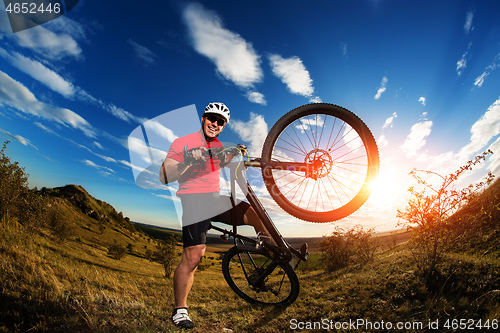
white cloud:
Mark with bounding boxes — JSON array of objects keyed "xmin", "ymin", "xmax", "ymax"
[
  {"xmin": 12, "ymin": 24, "xmax": 82, "ymax": 60},
  {"xmin": 374, "ymin": 76, "xmax": 388, "ymax": 100},
  {"xmin": 119, "ymin": 158, "xmax": 157, "ymax": 176},
  {"xmin": 474, "ymin": 53, "xmax": 500, "ymax": 88},
  {"xmin": 143, "ymin": 119, "xmax": 178, "ymax": 143},
  {"xmin": 377, "ymin": 134, "xmax": 388, "ymax": 148},
  {"xmin": 456, "ymin": 56, "xmax": 467, "ymax": 76},
  {"xmin": 464, "ymin": 11, "xmax": 474, "ymax": 35},
  {"xmin": 155, "ymin": 193, "xmax": 181, "ymax": 202},
  {"xmin": 128, "ymin": 39, "xmax": 156, "ymax": 65},
  {"xmin": 0, "ymin": 127, "xmax": 37, "ymax": 149},
  {"xmin": 340, "ymin": 42, "xmax": 348, "ymax": 59},
  {"xmin": 45, "ymin": 15, "xmax": 88, "ymax": 40},
  {"xmin": 95, "ymin": 153, "xmax": 117, "ymax": 164},
  {"xmin": 34, "ymin": 122, "xmax": 57, "ymax": 135},
  {"xmin": 460, "ymin": 96, "xmax": 500, "ymax": 158},
  {"xmin": 246, "ymin": 91, "xmax": 266, "ymax": 105},
  {"xmin": 81, "ymin": 159, "xmax": 114, "ymax": 174},
  {"xmin": 0, "ymin": 47, "xmax": 75, "ymax": 97},
  {"xmin": 108, "ymin": 105, "xmax": 137, "ymax": 123},
  {"xmin": 0, "ymin": 70, "xmax": 95, "ymax": 137},
  {"xmin": 418, "ymin": 97, "xmax": 426, "ymax": 106},
  {"xmin": 268, "ymin": 54, "xmax": 317, "ymax": 101},
  {"xmin": 457, "ymin": 42, "xmax": 472, "ymax": 76},
  {"xmin": 400, "ymin": 120, "xmax": 433, "ymax": 157},
  {"xmin": 127, "ymin": 136, "xmax": 167, "ymax": 166},
  {"xmin": 486, "ymin": 137, "xmax": 500, "ymax": 176},
  {"xmin": 81, "ymin": 158, "xmax": 124, "ymax": 179},
  {"xmin": 183, "ymin": 3, "xmax": 263, "ymax": 88},
  {"xmin": 93, "ymin": 141, "xmax": 104, "ymax": 149},
  {"xmin": 474, "ymin": 71, "xmax": 488, "ymax": 87},
  {"xmin": 382, "ymin": 112, "xmax": 397, "ymax": 129},
  {"xmin": 309, "ymin": 96, "xmax": 322, "ymax": 103},
  {"xmin": 229, "ymin": 112, "xmax": 268, "ymax": 156}
]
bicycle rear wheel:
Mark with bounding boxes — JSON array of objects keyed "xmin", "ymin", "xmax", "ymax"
[
  {"xmin": 222, "ymin": 245, "xmax": 299, "ymax": 306},
  {"xmin": 261, "ymin": 103, "xmax": 379, "ymax": 222}
]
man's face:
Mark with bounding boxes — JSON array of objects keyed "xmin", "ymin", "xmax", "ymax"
[{"xmin": 201, "ymin": 114, "xmax": 225, "ymax": 139}]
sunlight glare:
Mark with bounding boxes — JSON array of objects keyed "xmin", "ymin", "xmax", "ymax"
[{"xmin": 368, "ymin": 170, "xmax": 404, "ymax": 206}]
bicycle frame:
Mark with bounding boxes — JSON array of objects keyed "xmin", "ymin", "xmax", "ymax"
[
  {"xmin": 209, "ymin": 159, "xmax": 308, "ymax": 264},
  {"xmin": 205, "ymin": 104, "xmax": 379, "ymax": 306}
]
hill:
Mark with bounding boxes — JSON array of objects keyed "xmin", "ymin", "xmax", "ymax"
[
  {"xmin": 446, "ymin": 177, "xmax": 500, "ymax": 255},
  {"xmin": 40, "ymin": 184, "xmax": 154, "ymax": 250}
]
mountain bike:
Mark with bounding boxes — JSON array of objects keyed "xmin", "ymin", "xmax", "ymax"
[{"xmin": 204, "ymin": 103, "xmax": 379, "ymax": 306}]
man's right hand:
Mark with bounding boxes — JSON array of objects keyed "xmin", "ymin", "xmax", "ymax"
[
  {"xmin": 184, "ymin": 146, "xmax": 208, "ymax": 165},
  {"xmin": 160, "ymin": 146, "xmax": 205, "ymax": 185}
]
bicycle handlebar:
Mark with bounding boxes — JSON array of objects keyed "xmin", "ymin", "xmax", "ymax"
[
  {"xmin": 183, "ymin": 146, "xmax": 244, "ymax": 163},
  {"xmin": 184, "ymin": 145, "xmax": 324, "ymax": 181}
]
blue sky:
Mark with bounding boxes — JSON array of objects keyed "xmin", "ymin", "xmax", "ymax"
[{"xmin": 1, "ymin": 1, "xmax": 500, "ymax": 237}]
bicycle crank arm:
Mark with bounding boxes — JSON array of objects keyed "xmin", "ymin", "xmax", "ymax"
[
  {"xmin": 208, "ymin": 223, "xmax": 258, "ymax": 245},
  {"xmin": 248, "ymin": 260, "xmax": 280, "ymax": 287}
]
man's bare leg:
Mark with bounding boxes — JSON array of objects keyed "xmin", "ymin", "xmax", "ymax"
[{"xmin": 173, "ymin": 244, "xmax": 206, "ymax": 308}]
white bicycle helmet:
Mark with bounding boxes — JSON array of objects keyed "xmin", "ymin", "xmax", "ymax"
[{"xmin": 203, "ymin": 102, "xmax": 230, "ymax": 123}]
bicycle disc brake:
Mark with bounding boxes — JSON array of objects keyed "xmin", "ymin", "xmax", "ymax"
[{"xmin": 304, "ymin": 149, "xmax": 333, "ymax": 180}]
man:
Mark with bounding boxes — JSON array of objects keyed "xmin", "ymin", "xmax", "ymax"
[{"xmin": 159, "ymin": 102, "xmax": 269, "ymax": 329}]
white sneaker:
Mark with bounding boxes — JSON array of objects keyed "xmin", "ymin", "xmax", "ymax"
[
  {"xmin": 290, "ymin": 243, "xmax": 308, "ymax": 269},
  {"xmin": 172, "ymin": 308, "xmax": 194, "ymax": 329}
]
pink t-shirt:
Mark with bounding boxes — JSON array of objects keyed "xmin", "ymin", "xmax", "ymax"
[{"xmin": 167, "ymin": 130, "xmax": 224, "ymax": 195}]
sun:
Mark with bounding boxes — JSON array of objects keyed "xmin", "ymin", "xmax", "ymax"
[{"xmin": 368, "ymin": 169, "xmax": 406, "ymax": 206}]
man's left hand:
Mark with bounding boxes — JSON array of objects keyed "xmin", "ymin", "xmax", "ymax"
[{"xmin": 236, "ymin": 144, "xmax": 247, "ymax": 154}]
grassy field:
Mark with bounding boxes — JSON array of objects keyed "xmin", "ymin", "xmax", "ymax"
[
  {"xmin": 1, "ymin": 177, "xmax": 499, "ymax": 332},
  {"xmin": 2, "ymin": 210, "xmax": 498, "ymax": 332}
]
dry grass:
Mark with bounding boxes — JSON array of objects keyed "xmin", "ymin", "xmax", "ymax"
[{"xmin": 2, "ymin": 220, "xmax": 499, "ymax": 333}]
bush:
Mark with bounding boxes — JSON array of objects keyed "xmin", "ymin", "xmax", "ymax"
[
  {"xmin": 319, "ymin": 225, "xmax": 378, "ymax": 272},
  {"xmin": 0, "ymin": 141, "xmax": 48, "ymax": 228},
  {"xmin": 397, "ymin": 151, "xmax": 494, "ymax": 280},
  {"xmin": 108, "ymin": 244, "xmax": 127, "ymax": 260},
  {"xmin": 48, "ymin": 209, "xmax": 74, "ymax": 241}
]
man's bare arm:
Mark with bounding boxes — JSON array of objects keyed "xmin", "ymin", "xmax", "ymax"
[
  {"xmin": 159, "ymin": 148, "xmax": 206, "ymax": 184},
  {"xmin": 159, "ymin": 158, "xmax": 189, "ymax": 184}
]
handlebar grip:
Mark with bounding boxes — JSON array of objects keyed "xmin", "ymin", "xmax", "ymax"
[
  {"xmin": 184, "ymin": 146, "xmax": 225, "ymax": 164},
  {"xmin": 183, "ymin": 145, "xmax": 198, "ymax": 165}
]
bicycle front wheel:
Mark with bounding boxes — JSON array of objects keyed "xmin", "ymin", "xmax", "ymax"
[
  {"xmin": 222, "ymin": 245, "xmax": 299, "ymax": 306},
  {"xmin": 261, "ymin": 103, "xmax": 379, "ymax": 222}
]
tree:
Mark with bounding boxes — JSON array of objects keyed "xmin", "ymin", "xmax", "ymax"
[
  {"xmin": 397, "ymin": 150, "xmax": 494, "ymax": 279},
  {"xmin": 153, "ymin": 234, "xmax": 180, "ymax": 278},
  {"xmin": 0, "ymin": 141, "xmax": 47, "ymax": 228}
]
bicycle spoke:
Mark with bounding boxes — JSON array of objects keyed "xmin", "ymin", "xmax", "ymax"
[
  {"xmin": 291, "ymin": 122, "xmax": 309, "ymax": 156},
  {"xmin": 223, "ymin": 247, "xmax": 298, "ymax": 305}
]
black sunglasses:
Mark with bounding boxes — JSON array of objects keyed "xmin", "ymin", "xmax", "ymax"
[{"xmin": 205, "ymin": 114, "xmax": 226, "ymax": 126}]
